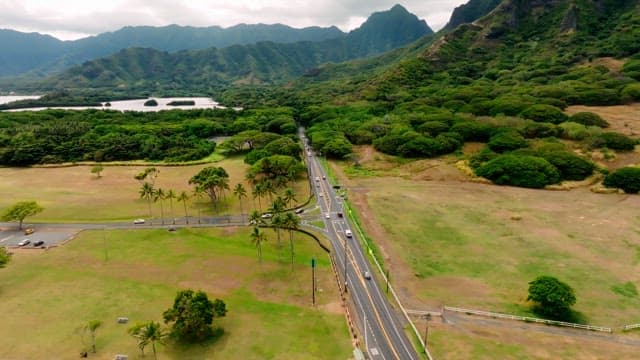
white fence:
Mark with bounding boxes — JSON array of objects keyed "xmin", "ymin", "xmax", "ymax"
[
  {"xmin": 444, "ymin": 306, "xmax": 612, "ymax": 333},
  {"xmin": 623, "ymin": 323, "xmax": 640, "ymax": 331}
]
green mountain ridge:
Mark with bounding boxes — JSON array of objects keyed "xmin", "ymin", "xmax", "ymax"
[
  {"xmin": 0, "ymin": 23, "xmax": 345, "ymax": 78},
  {"xmin": 28, "ymin": 5, "xmax": 433, "ymax": 92}
]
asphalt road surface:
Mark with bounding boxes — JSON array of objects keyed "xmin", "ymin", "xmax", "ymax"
[{"xmin": 302, "ymin": 130, "xmax": 418, "ymax": 359}]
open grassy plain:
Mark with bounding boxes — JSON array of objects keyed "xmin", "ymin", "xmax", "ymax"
[
  {"xmin": 0, "ymin": 227, "xmax": 349, "ymax": 359},
  {"xmin": 0, "ymin": 157, "xmax": 310, "ymax": 223},
  {"xmin": 329, "ymin": 137, "xmax": 640, "ymax": 358}
]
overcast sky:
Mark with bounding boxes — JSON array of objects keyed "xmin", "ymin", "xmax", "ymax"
[{"xmin": 0, "ymin": 0, "xmax": 469, "ymax": 40}]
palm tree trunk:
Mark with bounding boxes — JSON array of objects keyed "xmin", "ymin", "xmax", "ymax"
[
  {"xmin": 289, "ymin": 231, "xmax": 294, "ymax": 272},
  {"xmin": 159, "ymin": 201, "xmax": 165, "ymax": 225},
  {"xmin": 170, "ymin": 199, "xmax": 175, "ymax": 224},
  {"xmin": 183, "ymin": 202, "xmax": 189, "ymax": 224},
  {"xmin": 147, "ymin": 197, "xmax": 153, "ymax": 221},
  {"xmin": 152, "ymin": 341, "xmax": 157, "ymax": 360}
]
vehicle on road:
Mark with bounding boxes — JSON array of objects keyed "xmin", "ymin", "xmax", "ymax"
[
  {"xmin": 322, "ymin": 176, "xmax": 326, "ymax": 180},
  {"xmin": 133, "ymin": 219, "xmax": 145, "ymax": 224},
  {"xmin": 24, "ymin": 228, "xmax": 34, "ymax": 235},
  {"xmin": 315, "ymin": 176, "xmax": 320, "ymax": 182},
  {"xmin": 337, "ymin": 212, "xmax": 343, "ymax": 218},
  {"xmin": 18, "ymin": 239, "xmax": 31, "ymax": 246},
  {"xmin": 319, "ymin": 193, "xmax": 324, "ymax": 197},
  {"xmin": 261, "ymin": 213, "xmax": 273, "ymax": 219},
  {"xmin": 33, "ymin": 240, "xmax": 45, "ymax": 247},
  {"xmin": 345, "ymin": 229, "xmax": 352, "ymax": 237},
  {"xmin": 295, "ymin": 208, "xmax": 304, "ymax": 214},
  {"xmin": 364, "ymin": 271, "xmax": 372, "ymax": 280},
  {"xmin": 325, "ymin": 213, "xmax": 330, "ymax": 219}
]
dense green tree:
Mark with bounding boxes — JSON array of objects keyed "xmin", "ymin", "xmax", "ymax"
[
  {"xmin": 476, "ymin": 155, "xmax": 561, "ymax": 188},
  {"xmin": 1, "ymin": 201, "xmax": 44, "ymax": 230},
  {"xmin": 527, "ymin": 276, "xmax": 576, "ymax": 319},
  {"xmin": 189, "ymin": 166, "xmax": 230, "ymax": 214},
  {"xmin": 163, "ymin": 290, "xmax": 227, "ymax": 343}
]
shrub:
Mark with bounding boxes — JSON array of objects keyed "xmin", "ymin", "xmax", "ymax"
[
  {"xmin": 450, "ymin": 121, "xmax": 494, "ymax": 141},
  {"xmin": 527, "ymin": 276, "xmax": 576, "ymax": 320},
  {"xmin": 469, "ymin": 147, "xmax": 498, "ymax": 169},
  {"xmin": 487, "ymin": 131, "xmax": 528, "ymax": 153},
  {"xmin": 621, "ymin": 83, "xmax": 640, "ymax": 103},
  {"xmin": 536, "ymin": 150, "xmax": 595, "ymax": 181},
  {"xmin": 569, "ymin": 112, "xmax": 609, "ymax": 128},
  {"xmin": 522, "ymin": 122, "xmax": 560, "ymax": 139},
  {"xmin": 520, "ymin": 105, "xmax": 568, "ymax": 124},
  {"xmin": 476, "ymin": 154, "xmax": 561, "ymax": 188},
  {"xmin": 603, "ymin": 167, "xmax": 640, "ymax": 193},
  {"xmin": 417, "ymin": 121, "xmax": 450, "ymax": 136},
  {"xmin": 622, "ymin": 59, "xmax": 640, "ymax": 80},
  {"xmin": 597, "ymin": 132, "xmax": 638, "ymax": 151},
  {"xmin": 559, "ymin": 122, "xmax": 596, "ymax": 141}
]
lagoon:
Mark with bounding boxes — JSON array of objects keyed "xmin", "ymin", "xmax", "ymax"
[{"xmin": 0, "ymin": 96, "xmax": 228, "ymax": 112}]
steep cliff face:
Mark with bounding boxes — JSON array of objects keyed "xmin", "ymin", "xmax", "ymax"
[{"xmin": 443, "ymin": 0, "xmax": 502, "ymax": 31}]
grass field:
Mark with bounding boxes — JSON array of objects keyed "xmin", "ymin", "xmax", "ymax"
[
  {"xmin": 0, "ymin": 227, "xmax": 350, "ymax": 359},
  {"xmin": 0, "ymin": 158, "xmax": 310, "ymax": 223},
  {"xmin": 329, "ymin": 142, "xmax": 640, "ymax": 358}
]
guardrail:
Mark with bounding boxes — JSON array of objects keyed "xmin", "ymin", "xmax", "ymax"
[
  {"xmin": 444, "ymin": 306, "xmax": 612, "ymax": 333},
  {"xmin": 623, "ymin": 323, "xmax": 640, "ymax": 331}
]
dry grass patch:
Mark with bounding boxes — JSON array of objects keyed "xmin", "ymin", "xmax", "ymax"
[
  {"xmin": 566, "ymin": 104, "xmax": 640, "ymax": 137},
  {"xmin": 0, "ymin": 159, "xmax": 310, "ymax": 222}
]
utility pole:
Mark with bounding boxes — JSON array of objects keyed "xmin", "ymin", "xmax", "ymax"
[
  {"xmin": 343, "ymin": 235, "xmax": 348, "ymax": 293},
  {"xmin": 311, "ymin": 258, "xmax": 316, "ymax": 306},
  {"xmin": 423, "ymin": 313, "xmax": 431, "ymax": 353},
  {"xmin": 386, "ymin": 269, "xmax": 390, "ymax": 293},
  {"xmin": 102, "ymin": 226, "xmax": 108, "ymax": 261}
]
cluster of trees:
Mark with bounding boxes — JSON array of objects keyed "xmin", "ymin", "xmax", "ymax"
[
  {"xmin": 83, "ymin": 290, "xmax": 226, "ymax": 358},
  {"xmin": 0, "ymin": 106, "xmax": 301, "ymax": 166}
]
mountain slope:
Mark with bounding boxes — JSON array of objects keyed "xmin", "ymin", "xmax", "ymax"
[
  {"xmin": 443, "ymin": 0, "xmax": 502, "ymax": 31},
  {"xmin": 38, "ymin": 5, "xmax": 432, "ymax": 91},
  {"xmin": 362, "ymin": 0, "xmax": 640, "ymax": 104},
  {"xmin": 0, "ymin": 23, "xmax": 344, "ymax": 78}
]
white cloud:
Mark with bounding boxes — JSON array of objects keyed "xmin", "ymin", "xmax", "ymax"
[{"xmin": 0, "ymin": 0, "xmax": 469, "ymax": 40}]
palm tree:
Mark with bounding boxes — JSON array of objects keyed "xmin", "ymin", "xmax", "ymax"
[
  {"xmin": 233, "ymin": 183, "xmax": 248, "ymax": 220},
  {"xmin": 177, "ymin": 191, "xmax": 190, "ymax": 224},
  {"xmin": 250, "ymin": 226, "xmax": 267, "ymax": 264},
  {"xmin": 271, "ymin": 213, "xmax": 284, "ymax": 249},
  {"xmin": 248, "ymin": 210, "xmax": 264, "ymax": 227},
  {"xmin": 83, "ymin": 320, "xmax": 101, "ymax": 353},
  {"xmin": 128, "ymin": 321, "xmax": 168, "ymax": 360},
  {"xmin": 139, "ymin": 182, "xmax": 155, "ymax": 220},
  {"xmin": 283, "ymin": 188, "xmax": 297, "ymax": 208},
  {"xmin": 154, "ymin": 188, "xmax": 166, "ymax": 225},
  {"xmin": 253, "ymin": 181, "xmax": 265, "ymax": 211},
  {"xmin": 263, "ymin": 179, "xmax": 277, "ymax": 202},
  {"xmin": 166, "ymin": 189, "xmax": 176, "ymax": 224},
  {"xmin": 283, "ymin": 212, "xmax": 300, "ymax": 271}
]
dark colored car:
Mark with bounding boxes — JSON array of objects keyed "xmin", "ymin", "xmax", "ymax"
[{"xmin": 33, "ymin": 240, "xmax": 45, "ymax": 247}]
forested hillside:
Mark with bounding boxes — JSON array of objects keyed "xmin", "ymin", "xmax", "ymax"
[
  {"xmin": 32, "ymin": 5, "xmax": 432, "ymax": 92},
  {"xmin": 0, "ymin": 24, "xmax": 344, "ymax": 78}
]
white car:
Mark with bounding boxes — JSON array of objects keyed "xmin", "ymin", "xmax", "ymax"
[
  {"xmin": 18, "ymin": 238, "xmax": 31, "ymax": 246},
  {"xmin": 133, "ymin": 219, "xmax": 145, "ymax": 224},
  {"xmin": 261, "ymin": 213, "xmax": 273, "ymax": 219},
  {"xmin": 325, "ymin": 213, "xmax": 330, "ymax": 219},
  {"xmin": 364, "ymin": 271, "xmax": 372, "ymax": 280}
]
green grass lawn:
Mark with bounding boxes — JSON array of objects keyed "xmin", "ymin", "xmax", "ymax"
[
  {"xmin": 0, "ymin": 227, "xmax": 350, "ymax": 359},
  {"xmin": 362, "ymin": 178, "xmax": 640, "ymax": 326}
]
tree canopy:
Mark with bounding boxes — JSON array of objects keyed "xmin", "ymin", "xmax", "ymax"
[
  {"xmin": 527, "ymin": 275, "xmax": 576, "ymax": 319},
  {"xmin": 1, "ymin": 201, "xmax": 44, "ymax": 229},
  {"xmin": 163, "ymin": 289, "xmax": 227, "ymax": 342}
]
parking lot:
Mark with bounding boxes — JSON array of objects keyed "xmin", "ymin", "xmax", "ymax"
[{"xmin": 0, "ymin": 226, "xmax": 78, "ymax": 249}]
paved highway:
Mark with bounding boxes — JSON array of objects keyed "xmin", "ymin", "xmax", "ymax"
[{"xmin": 301, "ymin": 131, "xmax": 418, "ymax": 359}]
